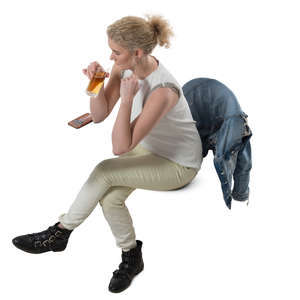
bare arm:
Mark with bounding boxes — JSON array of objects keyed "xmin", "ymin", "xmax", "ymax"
[
  {"xmin": 113, "ymin": 87, "xmax": 179, "ymax": 155},
  {"xmin": 90, "ymin": 87, "xmax": 108, "ymax": 123},
  {"xmin": 90, "ymin": 63, "xmax": 122, "ymax": 123}
]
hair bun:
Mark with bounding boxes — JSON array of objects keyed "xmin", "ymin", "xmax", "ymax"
[
  {"xmin": 145, "ymin": 14, "xmax": 174, "ymax": 48},
  {"xmin": 150, "ymin": 19, "xmax": 160, "ymax": 35}
]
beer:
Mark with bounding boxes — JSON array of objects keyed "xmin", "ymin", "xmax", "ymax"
[{"xmin": 86, "ymin": 71, "xmax": 107, "ymax": 97}]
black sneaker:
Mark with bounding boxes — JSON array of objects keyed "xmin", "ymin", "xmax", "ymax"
[
  {"xmin": 12, "ymin": 222, "xmax": 73, "ymax": 254},
  {"xmin": 108, "ymin": 240, "xmax": 144, "ymax": 293}
]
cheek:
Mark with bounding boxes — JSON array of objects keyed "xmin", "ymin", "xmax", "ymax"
[{"xmin": 118, "ymin": 54, "xmax": 131, "ymax": 65}]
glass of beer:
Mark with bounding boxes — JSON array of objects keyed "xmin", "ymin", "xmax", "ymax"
[{"xmin": 86, "ymin": 68, "xmax": 109, "ymax": 97}]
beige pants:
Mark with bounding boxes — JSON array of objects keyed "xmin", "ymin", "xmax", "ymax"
[{"xmin": 58, "ymin": 144, "xmax": 199, "ymax": 251}]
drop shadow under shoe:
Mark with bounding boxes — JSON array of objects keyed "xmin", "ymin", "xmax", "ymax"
[
  {"xmin": 108, "ymin": 240, "xmax": 144, "ymax": 293},
  {"xmin": 12, "ymin": 222, "xmax": 73, "ymax": 254}
]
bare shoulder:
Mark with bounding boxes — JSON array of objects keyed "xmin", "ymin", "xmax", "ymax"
[{"xmin": 149, "ymin": 86, "xmax": 179, "ymax": 107}]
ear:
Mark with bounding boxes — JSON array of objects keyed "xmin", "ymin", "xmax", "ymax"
[{"xmin": 134, "ymin": 48, "xmax": 144, "ymax": 59}]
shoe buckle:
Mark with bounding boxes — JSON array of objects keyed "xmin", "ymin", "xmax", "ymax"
[
  {"xmin": 34, "ymin": 241, "xmax": 42, "ymax": 248},
  {"xmin": 42, "ymin": 240, "xmax": 49, "ymax": 247},
  {"xmin": 49, "ymin": 235, "xmax": 56, "ymax": 243},
  {"xmin": 55, "ymin": 231, "xmax": 62, "ymax": 237}
]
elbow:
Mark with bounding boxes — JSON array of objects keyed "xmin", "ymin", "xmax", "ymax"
[
  {"xmin": 113, "ymin": 149, "xmax": 121, "ymax": 156},
  {"xmin": 92, "ymin": 114, "xmax": 107, "ymax": 123},
  {"xmin": 113, "ymin": 145, "xmax": 131, "ymax": 156},
  {"xmin": 112, "ymin": 146, "xmax": 123, "ymax": 155},
  {"xmin": 93, "ymin": 118, "xmax": 103, "ymax": 124},
  {"xmin": 113, "ymin": 147, "xmax": 127, "ymax": 156},
  {"xmin": 90, "ymin": 110, "xmax": 108, "ymax": 123}
]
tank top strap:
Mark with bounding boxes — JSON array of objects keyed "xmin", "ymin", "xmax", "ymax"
[{"xmin": 147, "ymin": 82, "xmax": 181, "ymax": 98}]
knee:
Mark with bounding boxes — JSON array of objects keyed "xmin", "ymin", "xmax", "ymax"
[
  {"xmin": 99, "ymin": 186, "xmax": 135, "ymax": 208},
  {"xmin": 93, "ymin": 158, "xmax": 115, "ymax": 174},
  {"xmin": 94, "ymin": 159, "xmax": 108, "ymax": 171},
  {"xmin": 100, "ymin": 197, "xmax": 125, "ymax": 210},
  {"xmin": 88, "ymin": 159, "xmax": 113, "ymax": 183}
]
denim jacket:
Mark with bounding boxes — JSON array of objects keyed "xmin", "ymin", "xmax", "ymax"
[{"xmin": 182, "ymin": 78, "xmax": 252, "ymax": 209}]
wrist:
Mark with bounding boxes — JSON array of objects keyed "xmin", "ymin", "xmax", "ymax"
[
  {"xmin": 92, "ymin": 86, "xmax": 105, "ymax": 100},
  {"xmin": 121, "ymin": 97, "xmax": 133, "ymax": 105}
]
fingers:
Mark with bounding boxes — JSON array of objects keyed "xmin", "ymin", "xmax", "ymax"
[
  {"xmin": 83, "ymin": 61, "xmax": 105, "ymax": 80},
  {"xmin": 88, "ymin": 66, "xmax": 95, "ymax": 80},
  {"xmin": 121, "ymin": 75, "xmax": 139, "ymax": 91},
  {"xmin": 83, "ymin": 66, "xmax": 93, "ymax": 80},
  {"xmin": 123, "ymin": 73, "xmax": 137, "ymax": 81},
  {"xmin": 83, "ymin": 68, "xmax": 93, "ymax": 80},
  {"xmin": 121, "ymin": 77, "xmax": 138, "ymax": 86}
]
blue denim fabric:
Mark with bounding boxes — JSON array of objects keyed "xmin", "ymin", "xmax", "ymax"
[{"xmin": 182, "ymin": 78, "xmax": 252, "ymax": 209}]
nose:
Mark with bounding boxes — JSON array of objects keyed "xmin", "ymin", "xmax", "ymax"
[{"xmin": 110, "ymin": 52, "xmax": 115, "ymax": 61}]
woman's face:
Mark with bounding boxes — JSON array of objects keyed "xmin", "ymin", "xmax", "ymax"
[{"xmin": 108, "ymin": 37, "xmax": 134, "ymax": 69}]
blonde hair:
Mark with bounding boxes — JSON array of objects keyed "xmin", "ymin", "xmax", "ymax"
[{"xmin": 106, "ymin": 14, "xmax": 174, "ymax": 54}]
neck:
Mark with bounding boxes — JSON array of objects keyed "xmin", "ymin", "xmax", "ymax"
[{"xmin": 131, "ymin": 55, "xmax": 158, "ymax": 80}]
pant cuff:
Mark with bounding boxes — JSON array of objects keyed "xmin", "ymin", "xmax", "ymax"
[{"xmin": 58, "ymin": 213, "xmax": 76, "ymax": 231}]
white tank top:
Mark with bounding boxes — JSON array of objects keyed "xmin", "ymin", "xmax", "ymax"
[{"xmin": 121, "ymin": 56, "xmax": 203, "ymax": 170}]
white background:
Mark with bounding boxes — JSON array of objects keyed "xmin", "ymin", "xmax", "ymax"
[{"xmin": 2, "ymin": 0, "xmax": 299, "ymax": 298}]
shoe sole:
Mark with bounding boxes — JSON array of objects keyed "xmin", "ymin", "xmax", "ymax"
[{"xmin": 12, "ymin": 241, "xmax": 66, "ymax": 254}]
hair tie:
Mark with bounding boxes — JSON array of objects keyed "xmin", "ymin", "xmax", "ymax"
[{"xmin": 151, "ymin": 23, "xmax": 160, "ymax": 36}]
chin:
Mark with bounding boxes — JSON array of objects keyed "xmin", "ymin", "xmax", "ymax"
[
  {"xmin": 121, "ymin": 65, "xmax": 131, "ymax": 71},
  {"xmin": 115, "ymin": 62, "xmax": 124, "ymax": 68}
]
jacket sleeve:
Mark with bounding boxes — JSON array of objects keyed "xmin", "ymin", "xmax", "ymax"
[
  {"xmin": 231, "ymin": 115, "xmax": 252, "ymax": 202},
  {"xmin": 213, "ymin": 113, "xmax": 252, "ymax": 209}
]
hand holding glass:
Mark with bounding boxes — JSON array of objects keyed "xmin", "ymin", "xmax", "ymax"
[{"xmin": 83, "ymin": 62, "xmax": 110, "ymax": 97}]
